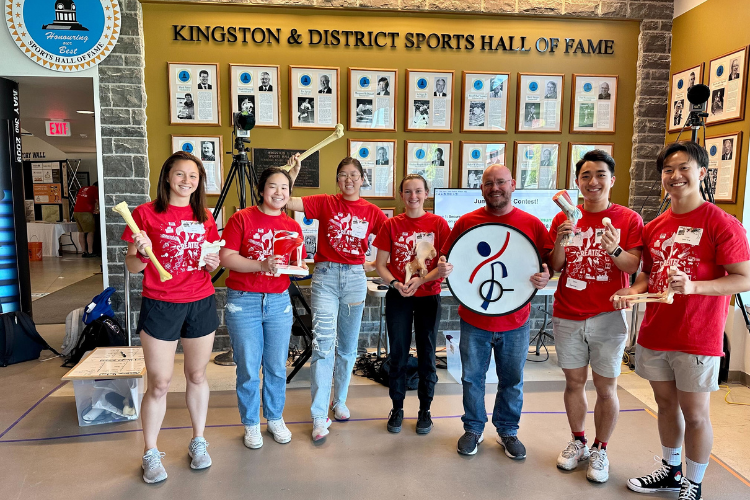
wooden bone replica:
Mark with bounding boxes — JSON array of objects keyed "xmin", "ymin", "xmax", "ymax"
[
  {"xmin": 112, "ymin": 201, "xmax": 173, "ymax": 282},
  {"xmin": 552, "ymin": 190, "xmax": 582, "ymax": 246},
  {"xmin": 405, "ymin": 240, "xmax": 437, "ymax": 282},
  {"xmin": 613, "ymin": 265, "xmax": 677, "ymax": 304},
  {"xmin": 280, "ymin": 124, "xmax": 345, "ymax": 171}
]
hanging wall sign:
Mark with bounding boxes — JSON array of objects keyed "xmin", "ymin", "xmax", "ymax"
[{"xmin": 6, "ymin": 0, "xmax": 121, "ymax": 72}]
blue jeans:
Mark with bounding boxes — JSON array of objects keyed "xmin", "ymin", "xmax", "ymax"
[
  {"xmin": 459, "ymin": 318, "xmax": 530, "ymax": 436},
  {"xmin": 309, "ymin": 262, "xmax": 367, "ymax": 418},
  {"xmin": 226, "ymin": 289, "xmax": 293, "ymax": 426}
]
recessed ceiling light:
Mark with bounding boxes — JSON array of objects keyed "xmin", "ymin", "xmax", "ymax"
[{"xmin": 76, "ymin": 110, "xmax": 95, "ymax": 115}]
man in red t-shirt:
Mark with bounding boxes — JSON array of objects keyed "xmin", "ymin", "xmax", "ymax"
[
  {"xmin": 440, "ymin": 164, "xmax": 552, "ymax": 459},
  {"xmin": 73, "ymin": 181, "xmax": 98, "ymax": 258},
  {"xmin": 549, "ymin": 150, "xmax": 644, "ymax": 483},
  {"xmin": 616, "ymin": 142, "xmax": 750, "ymax": 500}
]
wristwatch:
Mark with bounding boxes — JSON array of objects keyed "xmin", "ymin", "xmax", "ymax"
[
  {"xmin": 608, "ymin": 246, "xmax": 623, "ymax": 258},
  {"xmin": 389, "ymin": 279, "xmax": 399, "ymax": 289}
]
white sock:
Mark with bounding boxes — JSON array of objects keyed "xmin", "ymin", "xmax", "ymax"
[
  {"xmin": 685, "ymin": 458, "xmax": 708, "ymax": 483},
  {"xmin": 662, "ymin": 445, "xmax": 682, "ymax": 466}
]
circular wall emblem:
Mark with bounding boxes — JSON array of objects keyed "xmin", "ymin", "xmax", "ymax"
[
  {"xmin": 239, "ymin": 72, "xmax": 252, "ymax": 85},
  {"xmin": 7, "ymin": 0, "xmax": 120, "ymax": 72},
  {"xmin": 358, "ymin": 147, "xmax": 369, "ymax": 158},
  {"xmin": 300, "ymin": 74, "xmax": 312, "ymax": 86},
  {"xmin": 583, "ymin": 82, "xmax": 593, "ymax": 92},
  {"xmin": 528, "ymin": 81, "xmax": 538, "ymax": 92},
  {"xmin": 716, "ymin": 65, "xmax": 724, "ymax": 77},
  {"xmin": 303, "ymin": 217, "xmax": 314, "ymax": 226},
  {"xmin": 417, "ymin": 78, "xmax": 428, "ymax": 90},
  {"xmin": 178, "ymin": 69, "xmax": 191, "ymax": 83},
  {"xmin": 677, "ymin": 79, "xmax": 684, "ymax": 90},
  {"xmin": 473, "ymin": 79, "xmax": 483, "ymax": 91},
  {"xmin": 524, "ymin": 149, "xmax": 535, "ymax": 160},
  {"xmin": 415, "ymin": 149, "xmax": 426, "ymax": 160},
  {"xmin": 471, "ymin": 149, "xmax": 481, "ymax": 160},
  {"xmin": 710, "ymin": 145, "xmax": 717, "ymax": 156},
  {"xmin": 359, "ymin": 76, "xmax": 370, "ymax": 88},
  {"xmin": 181, "ymin": 142, "xmax": 194, "ymax": 154}
]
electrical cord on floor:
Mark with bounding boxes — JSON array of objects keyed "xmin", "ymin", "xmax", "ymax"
[
  {"xmin": 719, "ymin": 384, "xmax": 750, "ymax": 406},
  {"xmin": 620, "ymin": 351, "xmax": 634, "ymax": 375}
]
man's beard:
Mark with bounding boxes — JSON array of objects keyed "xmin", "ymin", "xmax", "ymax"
[{"xmin": 484, "ymin": 191, "xmax": 509, "ymax": 210}]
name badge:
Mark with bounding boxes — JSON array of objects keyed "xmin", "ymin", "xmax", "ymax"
[
  {"xmin": 569, "ymin": 231, "xmax": 583, "ymax": 247},
  {"xmin": 566, "ymin": 277, "xmax": 587, "ymax": 290},
  {"xmin": 675, "ymin": 226, "xmax": 702, "ymax": 245},
  {"xmin": 351, "ymin": 219, "xmax": 369, "ymax": 239},
  {"xmin": 181, "ymin": 221, "xmax": 205, "ymax": 234}
]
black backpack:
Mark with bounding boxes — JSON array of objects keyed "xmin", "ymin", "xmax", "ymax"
[
  {"xmin": 63, "ymin": 316, "xmax": 127, "ymax": 367},
  {"xmin": 1, "ymin": 311, "xmax": 60, "ymax": 367}
]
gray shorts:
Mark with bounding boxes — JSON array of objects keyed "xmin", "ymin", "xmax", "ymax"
[
  {"xmin": 635, "ymin": 345, "xmax": 719, "ymax": 392},
  {"xmin": 552, "ymin": 310, "xmax": 628, "ymax": 378}
]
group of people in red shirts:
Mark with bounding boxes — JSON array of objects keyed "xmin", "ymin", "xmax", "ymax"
[{"xmin": 122, "ymin": 141, "xmax": 748, "ymax": 500}]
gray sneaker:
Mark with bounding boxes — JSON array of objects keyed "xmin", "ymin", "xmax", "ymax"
[
  {"xmin": 188, "ymin": 437, "xmax": 212, "ymax": 470},
  {"xmin": 142, "ymin": 448, "xmax": 167, "ymax": 483}
]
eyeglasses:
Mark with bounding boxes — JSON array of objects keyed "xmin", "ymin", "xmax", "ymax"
[
  {"xmin": 337, "ymin": 172, "xmax": 362, "ymax": 181},
  {"xmin": 484, "ymin": 179, "xmax": 509, "ymax": 188}
]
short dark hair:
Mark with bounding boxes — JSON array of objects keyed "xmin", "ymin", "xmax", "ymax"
[
  {"xmin": 336, "ymin": 156, "xmax": 364, "ymax": 177},
  {"xmin": 575, "ymin": 149, "xmax": 615, "ymax": 177},
  {"xmin": 199, "ymin": 70, "xmax": 209, "ymax": 77},
  {"xmin": 256, "ymin": 167, "xmax": 292, "ymax": 206},
  {"xmin": 656, "ymin": 141, "xmax": 708, "ymax": 173}
]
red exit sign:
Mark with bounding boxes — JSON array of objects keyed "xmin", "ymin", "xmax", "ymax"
[{"xmin": 45, "ymin": 121, "xmax": 71, "ymax": 137}]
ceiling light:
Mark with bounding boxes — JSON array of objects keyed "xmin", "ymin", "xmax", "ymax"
[{"xmin": 76, "ymin": 110, "xmax": 95, "ymax": 115}]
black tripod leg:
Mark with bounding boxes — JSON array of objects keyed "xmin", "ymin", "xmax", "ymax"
[{"xmin": 735, "ymin": 293, "xmax": 750, "ymax": 332}]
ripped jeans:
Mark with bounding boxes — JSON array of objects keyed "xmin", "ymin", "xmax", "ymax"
[
  {"xmin": 310, "ymin": 262, "xmax": 367, "ymax": 419},
  {"xmin": 226, "ymin": 289, "xmax": 293, "ymax": 426}
]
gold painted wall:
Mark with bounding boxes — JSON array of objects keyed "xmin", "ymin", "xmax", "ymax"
[
  {"xmin": 668, "ymin": 0, "xmax": 750, "ymax": 219},
  {"xmin": 142, "ymin": 4, "xmax": 639, "ymax": 211}
]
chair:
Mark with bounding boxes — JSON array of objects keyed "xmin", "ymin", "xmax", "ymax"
[{"xmin": 287, "ymin": 278, "xmax": 313, "ymax": 384}]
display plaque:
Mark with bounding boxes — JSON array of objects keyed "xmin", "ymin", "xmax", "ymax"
[{"xmin": 252, "ymin": 148, "xmax": 320, "ymax": 189}]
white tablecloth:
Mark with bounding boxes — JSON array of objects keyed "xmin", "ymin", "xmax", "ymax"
[{"xmin": 27, "ymin": 222, "xmax": 78, "ymax": 257}]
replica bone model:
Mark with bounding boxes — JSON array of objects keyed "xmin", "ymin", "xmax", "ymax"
[
  {"xmin": 199, "ymin": 240, "xmax": 226, "ymax": 268},
  {"xmin": 552, "ymin": 190, "xmax": 582, "ymax": 246},
  {"xmin": 112, "ymin": 201, "xmax": 173, "ymax": 282},
  {"xmin": 405, "ymin": 240, "xmax": 437, "ymax": 283},
  {"xmin": 613, "ymin": 266, "xmax": 677, "ymax": 305},
  {"xmin": 281, "ymin": 124, "xmax": 345, "ymax": 170}
]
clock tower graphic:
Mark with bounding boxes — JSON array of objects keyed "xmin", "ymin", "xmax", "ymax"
[{"xmin": 42, "ymin": 0, "xmax": 88, "ymax": 31}]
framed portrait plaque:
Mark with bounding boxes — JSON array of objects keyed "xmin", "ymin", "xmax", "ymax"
[
  {"xmin": 566, "ymin": 143, "xmax": 615, "ymax": 189},
  {"xmin": 289, "ymin": 66, "xmax": 340, "ymax": 130},
  {"xmin": 404, "ymin": 141, "xmax": 452, "ymax": 197},
  {"xmin": 348, "ymin": 68, "xmax": 397, "ymax": 131},
  {"xmin": 229, "ymin": 64, "xmax": 281, "ymax": 128},
  {"xmin": 294, "ymin": 211, "xmax": 319, "ymax": 263},
  {"xmin": 460, "ymin": 72, "xmax": 510, "ymax": 133},
  {"xmin": 704, "ymin": 132, "xmax": 742, "ymax": 203},
  {"xmin": 516, "ymin": 73, "xmax": 564, "ymax": 133},
  {"xmin": 513, "ymin": 142, "xmax": 561, "ymax": 190},
  {"xmin": 365, "ymin": 208, "xmax": 395, "ymax": 260},
  {"xmin": 668, "ymin": 64, "xmax": 704, "ymax": 133},
  {"xmin": 458, "ymin": 142, "xmax": 507, "ymax": 188},
  {"xmin": 570, "ymin": 74, "xmax": 618, "ymax": 133},
  {"xmin": 405, "ymin": 69, "xmax": 455, "ymax": 132},
  {"xmin": 348, "ymin": 139, "xmax": 396, "ymax": 199},
  {"xmin": 171, "ymin": 135, "xmax": 224, "ymax": 195},
  {"xmin": 168, "ymin": 62, "xmax": 221, "ymax": 126},
  {"xmin": 706, "ymin": 46, "xmax": 748, "ymax": 126}
]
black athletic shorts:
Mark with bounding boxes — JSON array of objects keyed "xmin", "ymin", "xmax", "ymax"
[{"xmin": 137, "ymin": 295, "xmax": 219, "ymax": 342}]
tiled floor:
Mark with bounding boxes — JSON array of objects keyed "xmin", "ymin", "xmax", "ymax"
[{"xmin": 29, "ymin": 255, "xmax": 102, "ymax": 298}]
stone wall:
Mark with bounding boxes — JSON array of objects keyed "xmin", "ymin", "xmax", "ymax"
[{"xmin": 100, "ymin": 0, "xmax": 674, "ymax": 346}]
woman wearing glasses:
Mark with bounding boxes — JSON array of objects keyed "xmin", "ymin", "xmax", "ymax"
[{"xmin": 286, "ymin": 155, "xmax": 387, "ymax": 441}]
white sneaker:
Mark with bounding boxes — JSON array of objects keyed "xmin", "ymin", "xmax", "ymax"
[
  {"xmin": 267, "ymin": 418, "xmax": 292, "ymax": 444},
  {"xmin": 587, "ymin": 448, "xmax": 610, "ymax": 483},
  {"xmin": 312, "ymin": 417, "xmax": 331, "ymax": 442},
  {"xmin": 244, "ymin": 424, "xmax": 263, "ymax": 449},
  {"xmin": 331, "ymin": 402, "xmax": 350, "ymax": 421},
  {"xmin": 557, "ymin": 439, "xmax": 590, "ymax": 470}
]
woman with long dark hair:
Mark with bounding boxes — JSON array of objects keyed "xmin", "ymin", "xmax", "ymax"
[{"xmin": 122, "ymin": 151, "xmax": 221, "ymax": 483}]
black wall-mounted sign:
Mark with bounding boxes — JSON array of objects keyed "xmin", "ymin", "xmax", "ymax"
[{"xmin": 252, "ymin": 148, "xmax": 320, "ymax": 189}]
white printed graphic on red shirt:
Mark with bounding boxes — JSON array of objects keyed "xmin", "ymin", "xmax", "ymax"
[
  {"xmin": 245, "ymin": 228, "xmax": 299, "ymax": 275},
  {"xmin": 157, "ymin": 220, "xmax": 206, "ymax": 275},
  {"xmin": 393, "ymin": 232, "xmax": 435, "ymax": 273},
  {"xmin": 647, "ymin": 226, "xmax": 701, "ymax": 292},
  {"xmin": 327, "ymin": 212, "xmax": 369, "ymax": 255},
  {"xmin": 565, "ymin": 227, "xmax": 613, "ymax": 282}
]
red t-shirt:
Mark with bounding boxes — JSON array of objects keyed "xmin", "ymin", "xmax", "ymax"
[
  {"xmin": 373, "ymin": 212, "xmax": 452, "ymax": 297},
  {"xmin": 550, "ymin": 204, "xmax": 644, "ymax": 320},
  {"xmin": 441, "ymin": 207, "xmax": 553, "ymax": 331},
  {"xmin": 638, "ymin": 203, "xmax": 750, "ymax": 356},
  {"xmin": 121, "ymin": 203, "xmax": 220, "ymax": 303},
  {"xmin": 303, "ymin": 194, "xmax": 387, "ymax": 264},
  {"xmin": 223, "ymin": 206, "xmax": 307, "ymax": 294},
  {"xmin": 74, "ymin": 186, "xmax": 98, "ymax": 213}
]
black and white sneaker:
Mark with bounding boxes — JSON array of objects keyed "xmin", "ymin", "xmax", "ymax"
[
  {"xmin": 386, "ymin": 408, "xmax": 403, "ymax": 433},
  {"xmin": 678, "ymin": 477, "xmax": 702, "ymax": 500},
  {"xmin": 457, "ymin": 432, "xmax": 484, "ymax": 455},
  {"xmin": 497, "ymin": 435, "xmax": 527, "ymax": 460},
  {"xmin": 627, "ymin": 459, "xmax": 683, "ymax": 493}
]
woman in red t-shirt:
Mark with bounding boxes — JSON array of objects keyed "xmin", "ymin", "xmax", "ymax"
[
  {"xmin": 373, "ymin": 174, "xmax": 451, "ymax": 435},
  {"xmin": 121, "ymin": 151, "xmax": 221, "ymax": 483},
  {"xmin": 286, "ymin": 154, "xmax": 387, "ymax": 441},
  {"xmin": 219, "ymin": 167, "xmax": 307, "ymax": 450}
]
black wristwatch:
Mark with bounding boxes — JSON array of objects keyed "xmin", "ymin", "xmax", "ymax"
[
  {"xmin": 608, "ymin": 246, "xmax": 623, "ymax": 258},
  {"xmin": 389, "ymin": 279, "xmax": 399, "ymax": 289}
]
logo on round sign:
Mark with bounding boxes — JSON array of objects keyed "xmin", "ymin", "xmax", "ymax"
[
  {"xmin": 471, "ymin": 149, "xmax": 481, "ymax": 160},
  {"xmin": 178, "ymin": 70, "xmax": 191, "ymax": 83},
  {"xmin": 6, "ymin": 0, "xmax": 121, "ymax": 72},
  {"xmin": 303, "ymin": 217, "xmax": 313, "ymax": 225},
  {"xmin": 359, "ymin": 76, "xmax": 370, "ymax": 88},
  {"xmin": 583, "ymin": 82, "xmax": 592, "ymax": 92},
  {"xmin": 677, "ymin": 79, "xmax": 684, "ymax": 90},
  {"xmin": 717, "ymin": 65, "xmax": 724, "ymax": 77},
  {"xmin": 359, "ymin": 147, "xmax": 369, "ymax": 158},
  {"xmin": 528, "ymin": 81, "xmax": 538, "ymax": 92},
  {"xmin": 473, "ymin": 80, "xmax": 483, "ymax": 91},
  {"xmin": 415, "ymin": 149, "xmax": 426, "ymax": 160},
  {"xmin": 417, "ymin": 78, "xmax": 428, "ymax": 90},
  {"xmin": 240, "ymin": 72, "xmax": 252, "ymax": 85},
  {"xmin": 300, "ymin": 74, "xmax": 312, "ymax": 87},
  {"xmin": 181, "ymin": 142, "xmax": 194, "ymax": 154},
  {"xmin": 710, "ymin": 145, "xmax": 717, "ymax": 156},
  {"xmin": 524, "ymin": 149, "xmax": 535, "ymax": 160}
]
